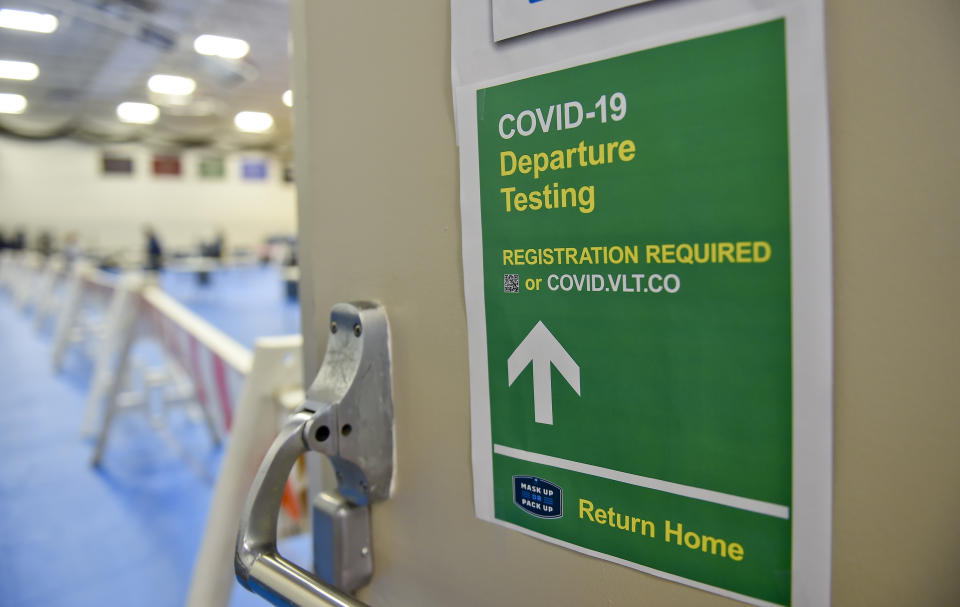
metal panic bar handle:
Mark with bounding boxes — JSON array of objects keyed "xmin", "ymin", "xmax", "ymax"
[
  {"xmin": 236, "ymin": 302, "xmax": 393, "ymax": 607},
  {"xmin": 235, "ymin": 411, "xmax": 365, "ymax": 607}
]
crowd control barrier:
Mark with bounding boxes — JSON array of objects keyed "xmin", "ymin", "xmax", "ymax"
[
  {"xmin": 69, "ymin": 275, "xmax": 308, "ymax": 607},
  {"xmin": 5, "ymin": 257, "xmax": 309, "ymax": 605},
  {"xmin": 51, "ymin": 261, "xmax": 118, "ymax": 373},
  {"xmin": 0, "ymin": 250, "xmax": 20, "ymax": 295},
  {"xmin": 0, "ymin": 250, "xmax": 44, "ymax": 309},
  {"xmin": 32, "ymin": 255, "xmax": 68, "ymax": 332},
  {"xmin": 0, "ymin": 250, "xmax": 10, "ymax": 291}
]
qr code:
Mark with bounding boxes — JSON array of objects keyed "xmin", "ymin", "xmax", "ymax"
[{"xmin": 504, "ymin": 274, "xmax": 520, "ymax": 293}]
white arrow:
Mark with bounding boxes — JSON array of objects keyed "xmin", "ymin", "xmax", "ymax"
[{"xmin": 507, "ymin": 321, "xmax": 580, "ymax": 425}]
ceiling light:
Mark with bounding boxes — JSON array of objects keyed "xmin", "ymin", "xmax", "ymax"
[
  {"xmin": 0, "ymin": 60, "xmax": 38, "ymax": 80},
  {"xmin": 0, "ymin": 93, "xmax": 27, "ymax": 114},
  {"xmin": 194, "ymin": 34, "xmax": 250, "ymax": 59},
  {"xmin": 0, "ymin": 9, "xmax": 58, "ymax": 33},
  {"xmin": 234, "ymin": 111, "xmax": 273, "ymax": 133},
  {"xmin": 117, "ymin": 102, "xmax": 159, "ymax": 124},
  {"xmin": 282, "ymin": 89, "xmax": 292, "ymax": 107},
  {"xmin": 147, "ymin": 74, "xmax": 196, "ymax": 96}
]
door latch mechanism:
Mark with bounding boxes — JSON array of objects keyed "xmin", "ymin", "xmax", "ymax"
[{"xmin": 236, "ymin": 302, "xmax": 393, "ymax": 606}]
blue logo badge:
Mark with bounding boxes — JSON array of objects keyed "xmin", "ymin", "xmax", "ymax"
[{"xmin": 513, "ymin": 476, "xmax": 562, "ymax": 518}]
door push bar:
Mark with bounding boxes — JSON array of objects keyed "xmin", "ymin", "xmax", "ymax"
[{"xmin": 236, "ymin": 302, "xmax": 394, "ymax": 606}]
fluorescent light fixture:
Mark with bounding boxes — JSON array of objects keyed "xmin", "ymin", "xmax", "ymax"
[
  {"xmin": 282, "ymin": 89, "xmax": 292, "ymax": 107},
  {"xmin": 0, "ymin": 59, "xmax": 38, "ymax": 80},
  {"xmin": 194, "ymin": 34, "xmax": 249, "ymax": 59},
  {"xmin": 147, "ymin": 74, "xmax": 196, "ymax": 96},
  {"xmin": 0, "ymin": 9, "xmax": 58, "ymax": 33},
  {"xmin": 116, "ymin": 101, "xmax": 159, "ymax": 124},
  {"xmin": 234, "ymin": 111, "xmax": 273, "ymax": 133},
  {"xmin": 0, "ymin": 93, "xmax": 27, "ymax": 114}
]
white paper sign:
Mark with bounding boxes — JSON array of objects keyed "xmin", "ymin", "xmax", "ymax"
[{"xmin": 492, "ymin": 0, "xmax": 654, "ymax": 41}]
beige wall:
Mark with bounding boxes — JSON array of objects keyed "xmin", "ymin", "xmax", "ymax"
[
  {"xmin": 0, "ymin": 137, "xmax": 296, "ymax": 254},
  {"xmin": 827, "ymin": 2, "xmax": 960, "ymax": 605},
  {"xmin": 292, "ymin": 1, "xmax": 959, "ymax": 605}
]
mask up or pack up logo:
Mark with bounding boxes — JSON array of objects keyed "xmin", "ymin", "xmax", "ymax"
[{"xmin": 513, "ymin": 476, "xmax": 562, "ymax": 518}]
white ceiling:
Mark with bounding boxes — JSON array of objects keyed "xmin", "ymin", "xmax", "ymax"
[{"xmin": 0, "ymin": 0, "xmax": 293, "ymax": 150}]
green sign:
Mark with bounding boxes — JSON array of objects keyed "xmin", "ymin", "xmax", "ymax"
[
  {"xmin": 198, "ymin": 155, "xmax": 225, "ymax": 178},
  {"xmin": 473, "ymin": 20, "xmax": 792, "ymax": 605}
]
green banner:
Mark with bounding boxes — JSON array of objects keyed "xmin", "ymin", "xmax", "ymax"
[{"xmin": 476, "ymin": 20, "xmax": 792, "ymax": 605}]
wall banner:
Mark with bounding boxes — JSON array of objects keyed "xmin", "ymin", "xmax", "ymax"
[
  {"xmin": 241, "ymin": 157, "xmax": 268, "ymax": 181},
  {"xmin": 453, "ymin": 2, "xmax": 832, "ymax": 605}
]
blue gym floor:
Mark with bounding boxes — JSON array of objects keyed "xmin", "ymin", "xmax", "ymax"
[
  {"xmin": 159, "ymin": 265, "xmax": 301, "ymax": 349},
  {"xmin": 0, "ymin": 266, "xmax": 309, "ymax": 607}
]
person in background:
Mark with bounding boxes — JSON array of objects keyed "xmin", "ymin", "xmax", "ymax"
[
  {"xmin": 61, "ymin": 232, "xmax": 80, "ymax": 265},
  {"xmin": 36, "ymin": 231, "xmax": 53, "ymax": 258},
  {"xmin": 144, "ymin": 225, "xmax": 164, "ymax": 271},
  {"xmin": 10, "ymin": 230, "xmax": 26, "ymax": 251},
  {"xmin": 211, "ymin": 230, "xmax": 225, "ymax": 261},
  {"xmin": 202, "ymin": 229, "xmax": 225, "ymax": 261}
]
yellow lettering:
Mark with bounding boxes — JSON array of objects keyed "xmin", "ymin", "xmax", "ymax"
[
  {"xmin": 718, "ymin": 242, "xmax": 735, "ymax": 263},
  {"xmin": 606, "ymin": 140, "xmax": 619, "ymax": 160},
  {"xmin": 528, "ymin": 189, "xmax": 543, "ymax": 210},
  {"xmin": 533, "ymin": 152, "xmax": 549, "ymax": 179},
  {"xmin": 664, "ymin": 520, "xmax": 682, "ymax": 544},
  {"xmin": 514, "ymin": 191, "xmax": 528, "ymax": 212},
  {"xmin": 661, "ymin": 244, "xmax": 675, "ymax": 263},
  {"xmin": 579, "ymin": 499, "xmax": 595, "ymax": 522},
  {"xmin": 577, "ymin": 186, "xmax": 595, "ymax": 214},
  {"xmin": 502, "ymin": 139, "xmax": 636, "ymax": 183},
  {"xmin": 550, "ymin": 150, "xmax": 565, "ymax": 170},
  {"xmin": 684, "ymin": 531, "xmax": 701, "ymax": 550},
  {"xmin": 729, "ymin": 542, "xmax": 744, "ymax": 562},
  {"xmin": 754, "ymin": 241, "xmax": 771, "ymax": 263},
  {"xmin": 501, "ymin": 187, "xmax": 515, "ymax": 212},
  {"xmin": 701, "ymin": 535, "xmax": 728, "ymax": 557},
  {"xmin": 631, "ymin": 517, "xmax": 655, "ymax": 537},
  {"xmin": 646, "ymin": 244, "xmax": 662, "ymax": 263},
  {"xmin": 500, "ymin": 151, "xmax": 516, "ymax": 176}
]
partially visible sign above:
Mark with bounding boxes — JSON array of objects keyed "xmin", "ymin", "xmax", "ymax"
[{"xmin": 492, "ymin": 0, "xmax": 653, "ymax": 41}]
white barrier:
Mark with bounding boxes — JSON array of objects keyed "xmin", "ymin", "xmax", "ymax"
[
  {"xmin": 33, "ymin": 255, "xmax": 68, "ymax": 332},
  {"xmin": 0, "ymin": 250, "xmax": 40, "ymax": 305},
  {"xmin": 186, "ymin": 336, "xmax": 306, "ymax": 607},
  {"xmin": 73, "ymin": 275, "xmax": 306, "ymax": 607},
  {"xmin": 83, "ymin": 274, "xmax": 157, "ymax": 444},
  {"xmin": 12, "ymin": 252, "xmax": 44, "ymax": 311},
  {"xmin": 6, "ymin": 256, "xmax": 307, "ymax": 605},
  {"xmin": 0, "ymin": 250, "xmax": 13, "ymax": 292},
  {"xmin": 51, "ymin": 261, "xmax": 118, "ymax": 372},
  {"xmin": 87, "ymin": 278, "xmax": 303, "ymax": 464}
]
